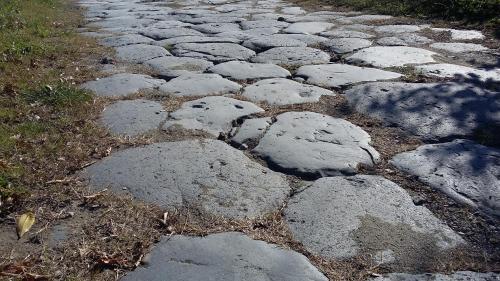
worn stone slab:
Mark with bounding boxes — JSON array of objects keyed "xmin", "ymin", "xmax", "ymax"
[
  {"xmin": 115, "ymin": 44, "xmax": 170, "ymax": 64},
  {"xmin": 153, "ymin": 35, "xmax": 241, "ymax": 46},
  {"xmin": 122, "ymin": 233, "xmax": 327, "ymax": 281},
  {"xmin": 191, "ymin": 22, "xmax": 241, "ymax": 34},
  {"xmin": 345, "ymin": 82, "xmax": 500, "ymax": 140},
  {"xmin": 158, "ymin": 73, "xmax": 241, "ymax": 97},
  {"xmin": 296, "ymin": 64, "xmax": 402, "ymax": 88},
  {"xmin": 99, "ymin": 34, "xmax": 154, "ymax": 47},
  {"xmin": 391, "ymin": 140, "xmax": 500, "ymax": 216},
  {"xmin": 83, "ymin": 140, "xmax": 289, "ymax": 219},
  {"xmin": 430, "ymin": 42, "xmax": 488, "ymax": 53},
  {"xmin": 209, "ymin": 61, "xmax": 290, "ymax": 80},
  {"xmin": 173, "ymin": 43, "xmax": 256, "ymax": 62},
  {"xmin": 281, "ymin": 6, "xmax": 306, "ymax": 15},
  {"xmin": 347, "ymin": 46, "xmax": 436, "ymax": 67},
  {"xmin": 100, "ymin": 99, "xmax": 167, "ymax": 137},
  {"xmin": 243, "ymin": 78, "xmax": 335, "ymax": 105},
  {"xmin": 323, "ymin": 38, "xmax": 372, "ymax": 54},
  {"xmin": 320, "ymin": 29, "xmax": 374, "ymax": 38},
  {"xmin": 285, "ymin": 34, "xmax": 329, "ymax": 45},
  {"xmin": 285, "ymin": 175, "xmax": 464, "ymax": 266},
  {"xmin": 231, "ymin": 117, "xmax": 272, "ymax": 146},
  {"xmin": 431, "ymin": 28, "xmax": 485, "ymax": 40},
  {"xmin": 145, "ymin": 56, "xmax": 214, "ymax": 78},
  {"xmin": 284, "ymin": 22, "xmax": 335, "ymax": 34},
  {"xmin": 374, "ymin": 25, "xmax": 423, "ymax": 34},
  {"xmin": 251, "ymin": 47, "xmax": 330, "ymax": 66},
  {"xmin": 371, "ymin": 271, "xmax": 499, "ymax": 281},
  {"xmin": 183, "ymin": 16, "xmax": 245, "ymax": 24},
  {"xmin": 414, "ymin": 63, "xmax": 500, "ymax": 82},
  {"xmin": 378, "ymin": 33, "xmax": 432, "ymax": 46},
  {"xmin": 140, "ymin": 27, "xmax": 205, "ymax": 40},
  {"xmin": 163, "ymin": 96, "xmax": 264, "ymax": 136},
  {"xmin": 80, "ymin": 73, "xmax": 165, "ymax": 97},
  {"xmin": 216, "ymin": 28, "xmax": 281, "ymax": 40},
  {"xmin": 242, "ymin": 34, "xmax": 307, "ymax": 51},
  {"xmin": 253, "ymin": 112, "xmax": 379, "ymax": 177},
  {"xmin": 240, "ymin": 20, "xmax": 290, "ymax": 30}
]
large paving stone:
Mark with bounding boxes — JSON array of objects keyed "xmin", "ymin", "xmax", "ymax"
[
  {"xmin": 285, "ymin": 34, "xmax": 329, "ymax": 45},
  {"xmin": 230, "ymin": 117, "xmax": 272, "ymax": 147},
  {"xmin": 296, "ymin": 64, "xmax": 402, "ymax": 88},
  {"xmin": 191, "ymin": 22, "xmax": 241, "ymax": 34},
  {"xmin": 323, "ymin": 38, "xmax": 372, "ymax": 54},
  {"xmin": 347, "ymin": 46, "xmax": 436, "ymax": 67},
  {"xmin": 172, "ymin": 43, "xmax": 256, "ymax": 62},
  {"xmin": 251, "ymin": 47, "xmax": 331, "ymax": 66},
  {"xmin": 82, "ymin": 140, "xmax": 289, "ymax": 219},
  {"xmin": 430, "ymin": 42, "xmax": 488, "ymax": 53},
  {"xmin": 163, "ymin": 96, "xmax": 264, "ymax": 136},
  {"xmin": 391, "ymin": 140, "xmax": 500, "ymax": 216},
  {"xmin": 374, "ymin": 25, "xmax": 423, "ymax": 34},
  {"xmin": 158, "ymin": 73, "xmax": 241, "ymax": 97},
  {"xmin": 371, "ymin": 271, "xmax": 499, "ymax": 281},
  {"xmin": 209, "ymin": 61, "xmax": 290, "ymax": 80},
  {"xmin": 345, "ymin": 82, "xmax": 500, "ymax": 140},
  {"xmin": 99, "ymin": 34, "xmax": 154, "ymax": 47},
  {"xmin": 283, "ymin": 22, "xmax": 335, "ymax": 34},
  {"xmin": 100, "ymin": 99, "xmax": 167, "ymax": 137},
  {"xmin": 320, "ymin": 29, "xmax": 374, "ymax": 39},
  {"xmin": 414, "ymin": 63, "xmax": 500, "ymax": 82},
  {"xmin": 242, "ymin": 78, "xmax": 335, "ymax": 105},
  {"xmin": 242, "ymin": 34, "xmax": 307, "ymax": 51},
  {"xmin": 153, "ymin": 35, "xmax": 241, "ymax": 46},
  {"xmin": 377, "ymin": 34, "xmax": 432, "ymax": 46},
  {"xmin": 240, "ymin": 20, "xmax": 290, "ymax": 30},
  {"xmin": 215, "ymin": 27, "xmax": 281, "ymax": 40},
  {"xmin": 253, "ymin": 112, "xmax": 379, "ymax": 177},
  {"xmin": 431, "ymin": 28, "xmax": 485, "ymax": 40},
  {"xmin": 140, "ymin": 27, "xmax": 205, "ymax": 40},
  {"xmin": 122, "ymin": 232, "xmax": 327, "ymax": 281},
  {"xmin": 145, "ymin": 56, "xmax": 214, "ymax": 78},
  {"xmin": 285, "ymin": 175, "xmax": 464, "ymax": 267},
  {"xmin": 115, "ymin": 44, "xmax": 170, "ymax": 64},
  {"xmin": 80, "ymin": 73, "xmax": 165, "ymax": 97}
]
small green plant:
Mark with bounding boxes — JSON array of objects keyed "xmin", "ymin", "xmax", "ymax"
[{"xmin": 23, "ymin": 84, "xmax": 93, "ymax": 108}]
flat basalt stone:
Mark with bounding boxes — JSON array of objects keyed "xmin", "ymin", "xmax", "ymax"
[
  {"xmin": 251, "ymin": 47, "xmax": 330, "ymax": 66},
  {"xmin": 140, "ymin": 27, "xmax": 205, "ymax": 40},
  {"xmin": 323, "ymin": 38, "xmax": 372, "ymax": 54},
  {"xmin": 347, "ymin": 46, "xmax": 437, "ymax": 67},
  {"xmin": 296, "ymin": 64, "xmax": 402, "ymax": 88},
  {"xmin": 345, "ymin": 82, "xmax": 500, "ymax": 140},
  {"xmin": 242, "ymin": 78, "xmax": 335, "ymax": 105},
  {"xmin": 191, "ymin": 22, "xmax": 241, "ymax": 34},
  {"xmin": 172, "ymin": 43, "xmax": 256, "ymax": 62},
  {"xmin": 145, "ymin": 56, "xmax": 214, "ymax": 78},
  {"xmin": 284, "ymin": 175, "xmax": 464, "ymax": 269},
  {"xmin": 163, "ymin": 96, "xmax": 264, "ymax": 136},
  {"xmin": 158, "ymin": 73, "xmax": 241, "ymax": 97},
  {"xmin": 320, "ymin": 29, "xmax": 374, "ymax": 39},
  {"xmin": 414, "ymin": 63, "xmax": 500, "ymax": 82},
  {"xmin": 208, "ymin": 61, "xmax": 290, "ymax": 80},
  {"xmin": 152, "ymin": 36, "xmax": 241, "ymax": 46},
  {"xmin": 100, "ymin": 99, "xmax": 167, "ymax": 137},
  {"xmin": 242, "ymin": 34, "xmax": 307, "ymax": 51},
  {"xmin": 430, "ymin": 42, "xmax": 488, "ymax": 53},
  {"xmin": 391, "ymin": 140, "xmax": 500, "ymax": 217},
  {"xmin": 374, "ymin": 24, "xmax": 423, "ymax": 34},
  {"xmin": 99, "ymin": 34, "xmax": 154, "ymax": 47},
  {"xmin": 240, "ymin": 20, "xmax": 290, "ymax": 30},
  {"xmin": 79, "ymin": 73, "xmax": 166, "ymax": 97},
  {"xmin": 82, "ymin": 140, "xmax": 289, "ymax": 219},
  {"xmin": 283, "ymin": 22, "xmax": 335, "ymax": 35},
  {"xmin": 122, "ymin": 233, "xmax": 327, "ymax": 281},
  {"xmin": 230, "ymin": 117, "xmax": 272, "ymax": 147},
  {"xmin": 253, "ymin": 111, "xmax": 379, "ymax": 177},
  {"xmin": 114, "ymin": 44, "xmax": 170, "ymax": 64}
]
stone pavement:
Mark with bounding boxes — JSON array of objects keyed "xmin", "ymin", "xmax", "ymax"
[{"xmin": 77, "ymin": 0, "xmax": 499, "ymax": 279}]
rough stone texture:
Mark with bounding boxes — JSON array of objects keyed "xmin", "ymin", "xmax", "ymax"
[
  {"xmin": 345, "ymin": 82, "xmax": 500, "ymax": 140},
  {"xmin": 191, "ymin": 22, "xmax": 241, "ymax": 34},
  {"xmin": 100, "ymin": 99, "xmax": 167, "ymax": 137},
  {"xmin": 216, "ymin": 28, "xmax": 281, "ymax": 40},
  {"xmin": 140, "ymin": 27, "xmax": 205, "ymax": 40},
  {"xmin": 285, "ymin": 175, "xmax": 464, "ymax": 266},
  {"xmin": 209, "ymin": 61, "xmax": 290, "ymax": 80},
  {"xmin": 377, "ymin": 34, "xmax": 432, "ymax": 46},
  {"xmin": 320, "ymin": 29, "xmax": 374, "ymax": 39},
  {"xmin": 122, "ymin": 232, "xmax": 327, "ymax": 281},
  {"xmin": 115, "ymin": 44, "xmax": 170, "ymax": 64},
  {"xmin": 158, "ymin": 73, "xmax": 241, "ymax": 97},
  {"xmin": 145, "ymin": 56, "xmax": 214, "ymax": 78},
  {"xmin": 80, "ymin": 73, "xmax": 165, "ymax": 97},
  {"xmin": 283, "ymin": 22, "xmax": 335, "ymax": 34},
  {"xmin": 82, "ymin": 140, "xmax": 289, "ymax": 219},
  {"xmin": 251, "ymin": 47, "xmax": 330, "ymax": 66},
  {"xmin": 338, "ymin": 14, "xmax": 392, "ymax": 24},
  {"xmin": 153, "ymin": 36, "xmax": 241, "ymax": 46},
  {"xmin": 99, "ymin": 34, "xmax": 154, "ymax": 47},
  {"xmin": 230, "ymin": 117, "xmax": 273, "ymax": 147},
  {"xmin": 243, "ymin": 78, "xmax": 335, "ymax": 105},
  {"xmin": 414, "ymin": 63, "xmax": 500, "ymax": 82},
  {"xmin": 163, "ymin": 96, "xmax": 264, "ymax": 136},
  {"xmin": 374, "ymin": 25, "xmax": 423, "ymax": 34},
  {"xmin": 371, "ymin": 271, "xmax": 499, "ymax": 281},
  {"xmin": 391, "ymin": 140, "xmax": 500, "ymax": 216},
  {"xmin": 347, "ymin": 46, "xmax": 436, "ymax": 67},
  {"xmin": 240, "ymin": 20, "xmax": 289, "ymax": 30},
  {"xmin": 431, "ymin": 28, "xmax": 485, "ymax": 40},
  {"xmin": 173, "ymin": 43, "xmax": 256, "ymax": 62},
  {"xmin": 323, "ymin": 38, "xmax": 372, "ymax": 54},
  {"xmin": 242, "ymin": 34, "xmax": 307, "ymax": 51},
  {"xmin": 253, "ymin": 112, "xmax": 379, "ymax": 177},
  {"xmin": 430, "ymin": 42, "xmax": 488, "ymax": 53},
  {"xmin": 296, "ymin": 64, "xmax": 402, "ymax": 88}
]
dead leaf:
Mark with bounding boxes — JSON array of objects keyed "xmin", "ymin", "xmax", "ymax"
[{"xmin": 16, "ymin": 212, "xmax": 35, "ymax": 239}]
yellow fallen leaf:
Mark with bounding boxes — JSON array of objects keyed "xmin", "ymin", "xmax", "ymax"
[{"xmin": 16, "ymin": 211, "xmax": 35, "ymax": 239}]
